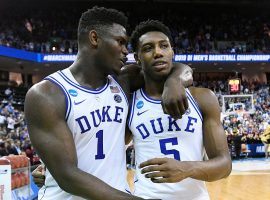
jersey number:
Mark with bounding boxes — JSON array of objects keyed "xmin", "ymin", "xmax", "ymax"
[
  {"xmin": 159, "ymin": 137, "xmax": 180, "ymax": 160},
  {"xmin": 95, "ymin": 132, "xmax": 180, "ymax": 160},
  {"xmin": 95, "ymin": 130, "xmax": 105, "ymax": 159}
]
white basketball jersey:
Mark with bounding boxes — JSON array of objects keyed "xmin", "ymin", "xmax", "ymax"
[
  {"xmin": 38, "ymin": 68, "xmax": 130, "ymax": 200},
  {"xmin": 128, "ymin": 88, "xmax": 210, "ymax": 200}
]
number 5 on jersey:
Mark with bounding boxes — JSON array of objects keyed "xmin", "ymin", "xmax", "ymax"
[{"xmin": 159, "ymin": 137, "xmax": 180, "ymax": 160}]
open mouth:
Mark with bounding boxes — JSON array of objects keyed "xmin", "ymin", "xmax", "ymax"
[
  {"xmin": 152, "ymin": 61, "xmax": 168, "ymax": 70},
  {"xmin": 152, "ymin": 61, "xmax": 167, "ymax": 66}
]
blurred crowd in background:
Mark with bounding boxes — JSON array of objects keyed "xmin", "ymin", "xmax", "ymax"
[{"xmin": 0, "ymin": 3, "xmax": 269, "ymax": 54}]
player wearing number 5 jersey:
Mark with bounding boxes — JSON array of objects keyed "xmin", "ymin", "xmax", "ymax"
[
  {"xmin": 127, "ymin": 20, "xmax": 232, "ymax": 200},
  {"xmin": 129, "ymin": 88, "xmax": 207, "ymax": 199}
]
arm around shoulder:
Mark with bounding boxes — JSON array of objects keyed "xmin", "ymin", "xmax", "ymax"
[
  {"xmin": 119, "ymin": 63, "xmax": 144, "ymax": 92},
  {"xmin": 161, "ymin": 63, "xmax": 193, "ymax": 118}
]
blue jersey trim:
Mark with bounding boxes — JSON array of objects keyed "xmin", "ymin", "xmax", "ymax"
[
  {"xmin": 133, "ymin": 175, "xmax": 138, "ymax": 194},
  {"xmin": 125, "ymin": 189, "xmax": 132, "ymax": 194},
  {"xmin": 58, "ymin": 70, "xmax": 109, "ymax": 94},
  {"xmin": 140, "ymin": 88, "xmax": 161, "ymax": 104},
  {"xmin": 186, "ymin": 91, "xmax": 203, "ymax": 121},
  {"xmin": 44, "ymin": 77, "xmax": 72, "ymax": 121},
  {"xmin": 128, "ymin": 92, "xmax": 136, "ymax": 128},
  {"xmin": 186, "ymin": 90, "xmax": 202, "ymax": 115},
  {"xmin": 186, "ymin": 89, "xmax": 202, "ymax": 112},
  {"xmin": 187, "ymin": 95, "xmax": 203, "ymax": 122},
  {"xmin": 109, "ymin": 75, "xmax": 129, "ymax": 106}
]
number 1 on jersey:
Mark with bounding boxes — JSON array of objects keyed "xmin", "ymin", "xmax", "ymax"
[
  {"xmin": 95, "ymin": 130, "xmax": 105, "ymax": 159},
  {"xmin": 159, "ymin": 137, "xmax": 180, "ymax": 160}
]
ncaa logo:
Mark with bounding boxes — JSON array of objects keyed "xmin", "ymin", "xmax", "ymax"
[
  {"xmin": 68, "ymin": 89, "xmax": 78, "ymax": 97},
  {"xmin": 136, "ymin": 101, "xmax": 144, "ymax": 109},
  {"xmin": 114, "ymin": 94, "xmax": 122, "ymax": 103}
]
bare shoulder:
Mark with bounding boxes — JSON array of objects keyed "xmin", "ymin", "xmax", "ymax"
[
  {"xmin": 25, "ymin": 80, "xmax": 66, "ymax": 120},
  {"xmin": 188, "ymin": 87, "xmax": 219, "ymax": 113},
  {"xmin": 188, "ymin": 87, "xmax": 216, "ymax": 99},
  {"xmin": 26, "ymin": 80, "xmax": 64, "ymax": 106}
]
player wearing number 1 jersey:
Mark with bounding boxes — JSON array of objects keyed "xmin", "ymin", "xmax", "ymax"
[
  {"xmin": 127, "ymin": 20, "xmax": 232, "ymax": 200},
  {"xmin": 25, "ymin": 7, "xmax": 138, "ymax": 200},
  {"xmin": 37, "ymin": 70, "xmax": 130, "ymax": 199}
]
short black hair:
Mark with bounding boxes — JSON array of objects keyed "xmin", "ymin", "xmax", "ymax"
[
  {"xmin": 78, "ymin": 6, "xmax": 128, "ymax": 42},
  {"xmin": 130, "ymin": 20, "xmax": 173, "ymax": 52}
]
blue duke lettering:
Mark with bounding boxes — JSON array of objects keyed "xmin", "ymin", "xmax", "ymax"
[
  {"xmin": 75, "ymin": 106, "xmax": 124, "ymax": 134},
  {"xmin": 185, "ymin": 116, "xmax": 198, "ymax": 133},
  {"xmin": 168, "ymin": 116, "xmax": 181, "ymax": 131},
  {"xmin": 136, "ymin": 116, "xmax": 198, "ymax": 139},
  {"xmin": 150, "ymin": 118, "xmax": 163, "ymax": 134}
]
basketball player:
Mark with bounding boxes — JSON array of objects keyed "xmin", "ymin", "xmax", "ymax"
[
  {"xmin": 127, "ymin": 20, "xmax": 232, "ymax": 200},
  {"xmin": 25, "ymin": 7, "xmax": 192, "ymax": 200}
]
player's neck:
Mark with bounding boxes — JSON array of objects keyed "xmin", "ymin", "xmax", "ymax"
[
  {"xmin": 69, "ymin": 53, "xmax": 108, "ymax": 89},
  {"xmin": 144, "ymin": 78, "xmax": 165, "ymax": 99}
]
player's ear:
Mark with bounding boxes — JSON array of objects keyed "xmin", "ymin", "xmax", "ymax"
[
  {"xmin": 134, "ymin": 53, "xmax": 141, "ymax": 65},
  {"xmin": 88, "ymin": 30, "xmax": 98, "ymax": 48}
]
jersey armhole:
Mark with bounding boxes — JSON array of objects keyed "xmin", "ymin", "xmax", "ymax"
[
  {"xmin": 127, "ymin": 92, "xmax": 136, "ymax": 128},
  {"xmin": 44, "ymin": 76, "xmax": 72, "ymax": 121},
  {"xmin": 186, "ymin": 89, "xmax": 203, "ymax": 122}
]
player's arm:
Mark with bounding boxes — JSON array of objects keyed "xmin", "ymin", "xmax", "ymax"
[
  {"xmin": 25, "ymin": 81, "xmax": 143, "ymax": 200},
  {"xmin": 125, "ymin": 92, "xmax": 134, "ymax": 145},
  {"xmin": 125, "ymin": 125, "xmax": 133, "ymax": 145},
  {"xmin": 120, "ymin": 62, "xmax": 193, "ymax": 118},
  {"xmin": 120, "ymin": 63, "xmax": 143, "ymax": 92},
  {"xmin": 140, "ymin": 88, "xmax": 231, "ymax": 183},
  {"xmin": 161, "ymin": 63, "xmax": 193, "ymax": 118},
  {"xmin": 185, "ymin": 88, "xmax": 232, "ymax": 181}
]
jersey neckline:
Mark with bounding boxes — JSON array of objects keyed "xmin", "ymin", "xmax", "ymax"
[
  {"xmin": 58, "ymin": 68, "xmax": 109, "ymax": 94},
  {"xmin": 140, "ymin": 88, "xmax": 161, "ymax": 104}
]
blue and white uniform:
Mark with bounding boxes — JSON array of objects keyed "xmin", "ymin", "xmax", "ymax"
[
  {"xmin": 38, "ymin": 68, "xmax": 130, "ymax": 199},
  {"xmin": 128, "ymin": 88, "xmax": 209, "ymax": 200}
]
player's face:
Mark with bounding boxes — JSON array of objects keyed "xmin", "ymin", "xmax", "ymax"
[
  {"xmin": 136, "ymin": 31, "xmax": 174, "ymax": 81},
  {"xmin": 97, "ymin": 23, "xmax": 128, "ymax": 75}
]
